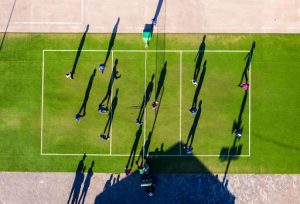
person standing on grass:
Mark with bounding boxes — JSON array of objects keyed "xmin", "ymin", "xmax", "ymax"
[{"xmin": 66, "ymin": 71, "xmax": 73, "ymax": 79}]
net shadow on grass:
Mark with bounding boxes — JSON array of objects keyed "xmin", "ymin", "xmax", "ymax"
[
  {"xmin": 99, "ymin": 59, "xmax": 121, "ymax": 109},
  {"xmin": 193, "ymin": 35, "xmax": 206, "ymax": 82},
  {"xmin": 101, "ymin": 89, "xmax": 119, "ymax": 139},
  {"xmin": 95, "ymin": 143, "xmax": 235, "ymax": 203},
  {"xmin": 103, "ymin": 17, "xmax": 120, "ymax": 67},
  {"xmin": 67, "ymin": 154, "xmax": 86, "ymax": 204},
  {"xmin": 191, "ymin": 60, "xmax": 207, "ymax": 109},
  {"xmin": 71, "ymin": 24, "xmax": 89, "ymax": 79},
  {"xmin": 0, "ymin": 0, "xmax": 16, "ymax": 51},
  {"xmin": 77, "ymin": 69, "xmax": 96, "ymax": 117},
  {"xmin": 239, "ymin": 41, "xmax": 255, "ymax": 85}
]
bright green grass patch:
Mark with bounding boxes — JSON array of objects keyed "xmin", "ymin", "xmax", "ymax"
[{"xmin": 0, "ymin": 33, "xmax": 299, "ymax": 173}]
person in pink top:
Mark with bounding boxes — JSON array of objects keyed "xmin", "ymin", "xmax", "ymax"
[{"xmin": 240, "ymin": 83, "xmax": 249, "ymax": 90}]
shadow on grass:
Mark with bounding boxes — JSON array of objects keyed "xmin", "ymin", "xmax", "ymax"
[
  {"xmin": 239, "ymin": 42, "xmax": 255, "ymax": 85},
  {"xmin": 95, "ymin": 143, "xmax": 235, "ymax": 203},
  {"xmin": 71, "ymin": 24, "xmax": 89, "ymax": 79},
  {"xmin": 191, "ymin": 60, "xmax": 207, "ymax": 109},
  {"xmin": 103, "ymin": 17, "xmax": 120, "ymax": 66},
  {"xmin": 136, "ymin": 74, "xmax": 155, "ymax": 123},
  {"xmin": 77, "ymin": 69, "xmax": 96, "ymax": 117},
  {"xmin": 0, "ymin": 0, "xmax": 16, "ymax": 51},
  {"xmin": 193, "ymin": 35, "xmax": 206, "ymax": 81},
  {"xmin": 101, "ymin": 89, "xmax": 119, "ymax": 139},
  {"xmin": 185, "ymin": 100, "xmax": 202, "ymax": 148},
  {"xmin": 99, "ymin": 59, "xmax": 121, "ymax": 108},
  {"xmin": 232, "ymin": 90, "xmax": 248, "ymax": 134},
  {"xmin": 155, "ymin": 61, "xmax": 167, "ymax": 101}
]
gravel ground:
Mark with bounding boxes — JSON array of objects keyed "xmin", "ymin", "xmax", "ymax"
[{"xmin": 0, "ymin": 172, "xmax": 299, "ymax": 204}]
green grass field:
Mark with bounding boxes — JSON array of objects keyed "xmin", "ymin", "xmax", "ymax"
[{"xmin": 0, "ymin": 33, "xmax": 299, "ymax": 173}]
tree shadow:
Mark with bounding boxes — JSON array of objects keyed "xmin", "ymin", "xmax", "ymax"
[
  {"xmin": 103, "ymin": 17, "xmax": 120, "ymax": 67},
  {"xmin": 99, "ymin": 59, "xmax": 121, "ymax": 109},
  {"xmin": 155, "ymin": 61, "xmax": 167, "ymax": 101},
  {"xmin": 77, "ymin": 69, "xmax": 96, "ymax": 117},
  {"xmin": 71, "ymin": 24, "xmax": 89, "ymax": 79},
  {"xmin": 239, "ymin": 42, "xmax": 255, "ymax": 85},
  {"xmin": 78, "ymin": 160, "xmax": 94, "ymax": 204},
  {"xmin": 185, "ymin": 100, "xmax": 202, "ymax": 148},
  {"xmin": 67, "ymin": 154, "xmax": 86, "ymax": 204},
  {"xmin": 94, "ymin": 143, "xmax": 235, "ymax": 203},
  {"xmin": 0, "ymin": 0, "xmax": 16, "ymax": 51},
  {"xmin": 232, "ymin": 90, "xmax": 248, "ymax": 134},
  {"xmin": 193, "ymin": 35, "xmax": 206, "ymax": 81},
  {"xmin": 191, "ymin": 60, "xmax": 207, "ymax": 109},
  {"xmin": 125, "ymin": 126, "xmax": 143, "ymax": 171},
  {"xmin": 101, "ymin": 89, "xmax": 119, "ymax": 139},
  {"xmin": 136, "ymin": 74, "xmax": 155, "ymax": 123}
]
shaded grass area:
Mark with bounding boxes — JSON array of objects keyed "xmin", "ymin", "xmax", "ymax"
[{"xmin": 0, "ymin": 33, "xmax": 299, "ymax": 173}]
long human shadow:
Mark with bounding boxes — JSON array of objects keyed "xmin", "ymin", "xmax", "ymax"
[
  {"xmin": 103, "ymin": 17, "xmax": 120, "ymax": 66},
  {"xmin": 99, "ymin": 59, "xmax": 121, "ymax": 108},
  {"xmin": 185, "ymin": 100, "xmax": 202, "ymax": 148},
  {"xmin": 191, "ymin": 60, "xmax": 207, "ymax": 109},
  {"xmin": 136, "ymin": 88, "xmax": 164, "ymax": 166},
  {"xmin": 239, "ymin": 42, "xmax": 255, "ymax": 85},
  {"xmin": 78, "ymin": 161, "xmax": 94, "ymax": 204},
  {"xmin": 193, "ymin": 35, "xmax": 206, "ymax": 81},
  {"xmin": 77, "ymin": 69, "xmax": 96, "ymax": 117},
  {"xmin": 71, "ymin": 24, "xmax": 89, "ymax": 79},
  {"xmin": 101, "ymin": 89, "xmax": 119, "ymax": 139},
  {"xmin": 0, "ymin": 0, "xmax": 16, "ymax": 51},
  {"xmin": 232, "ymin": 89, "xmax": 248, "ymax": 134},
  {"xmin": 136, "ymin": 74, "xmax": 155, "ymax": 123},
  {"xmin": 125, "ymin": 126, "xmax": 143, "ymax": 171},
  {"xmin": 155, "ymin": 61, "xmax": 167, "ymax": 101},
  {"xmin": 67, "ymin": 154, "xmax": 86, "ymax": 204},
  {"xmin": 219, "ymin": 136, "xmax": 243, "ymax": 186}
]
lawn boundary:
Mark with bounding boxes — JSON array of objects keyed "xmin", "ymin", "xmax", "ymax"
[{"xmin": 41, "ymin": 49, "xmax": 251, "ymax": 157}]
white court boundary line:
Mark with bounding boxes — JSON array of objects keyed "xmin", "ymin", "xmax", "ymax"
[{"xmin": 41, "ymin": 49, "xmax": 251, "ymax": 157}]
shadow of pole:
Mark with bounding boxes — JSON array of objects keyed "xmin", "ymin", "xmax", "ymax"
[{"xmin": 0, "ymin": 0, "xmax": 16, "ymax": 51}]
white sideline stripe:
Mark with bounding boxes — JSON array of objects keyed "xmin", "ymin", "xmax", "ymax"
[
  {"xmin": 249, "ymin": 55, "xmax": 252, "ymax": 157},
  {"xmin": 143, "ymin": 51, "xmax": 147, "ymax": 160},
  {"xmin": 110, "ymin": 51, "xmax": 114, "ymax": 155},
  {"xmin": 179, "ymin": 51, "xmax": 182, "ymax": 155},
  {"xmin": 41, "ymin": 153, "xmax": 250, "ymax": 157},
  {"xmin": 41, "ymin": 50, "xmax": 44, "ymax": 155},
  {"xmin": 43, "ymin": 50, "xmax": 249, "ymax": 53}
]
